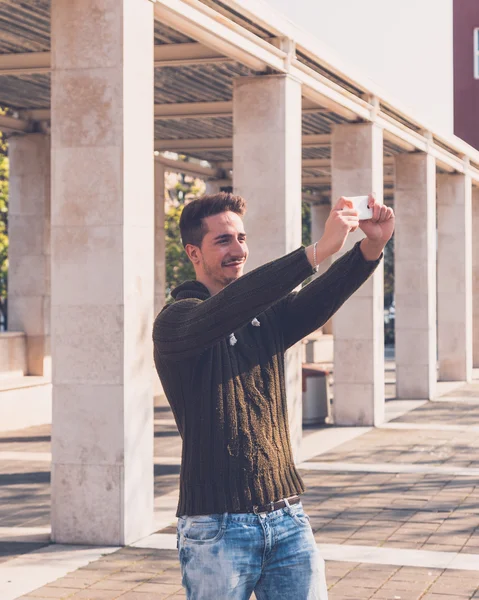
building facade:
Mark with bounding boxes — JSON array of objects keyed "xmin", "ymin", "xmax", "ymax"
[{"xmin": 454, "ymin": 0, "xmax": 479, "ymax": 150}]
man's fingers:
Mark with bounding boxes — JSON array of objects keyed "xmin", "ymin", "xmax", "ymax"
[
  {"xmin": 335, "ymin": 196, "xmax": 354, "ymax": 210},
  {"xmin": 376, "ymin": 205, "xmax": 386, "ymax": 221},
  {"xmin": 342, "ymin": 217, "xmax": 359, "ymax": 230},
  {"xmin": 339, "ymin": 209, "xmax": 359, "ymax": 218},
  {"xmin": 372, "ymin": 202, "xmax": 381, "ymax": 221}
]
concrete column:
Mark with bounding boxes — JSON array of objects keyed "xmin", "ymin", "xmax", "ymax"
[
  {"xmin": 395, "ymin": 153, "xmax": 437, "ymax": 399},
  {"xmin": 154, "ymin": 162, "xmax": 166, "ymax": 401},
  {"xmin": 233, "ymin": 74, "xmax": 303, "ymax": 458},
  {"xmin": 205, "ymin": 179, "xmax": 231, "ymax": 194},
  {"xmin": 8, "ymin": 133, "xmax": 51, "ymax": 377},
  {"xmin": 471, "ymin": 188, "xmax": 479, "ymax": 367},
  {"xmin": 437, "ymin": 174, "xmax": 473, "ymax": 382},
  {"xmin": 154, "ymin": 162, "xmax": 166, "ymax": 317},
  {"xmin": 331, "ymin": 123, "xmax": 385, "ymax": 426},
  {"xmin": 311, "ymin": 200, "xmax": 333, "ymax": 334},
  {"xmin": 50, "ymin": 0, "xmax": 154, "ymax": 545}
]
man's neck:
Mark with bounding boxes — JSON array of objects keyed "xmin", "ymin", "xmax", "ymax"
[{"xmin": 196, "ymin": 276, "xmax": 224, "ymax": 297}]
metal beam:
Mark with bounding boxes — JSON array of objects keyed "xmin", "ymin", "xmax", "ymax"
[
  {"xmin": 303, "ymin": 174, "xmax": 395, "ymax": 186},
  {"xmin": 154, "ymin": 101, "xmax": 232, "ymax": 119},
  {"xmin": 155, "ymin": 137, "xmax": 232, "ymax": 151},
  {"xmin": 155, "ymin": 155, "xmax": 221, "ymax": 177},
  {"xmin": 217, "ymin": 156, "xmax": 396, "ymax": 171},
  {"xmin": 290, "ymin": 58, "xmax": 370, "ymax": 122},
  {"xmin": 18, "ymin": 98, "xmax": 328, "ymax": 123},
  {"xmin": 0, "ymin": 52, "xmax": 50, "ymax": 76},
  {"xmin": 0, "ymin": 44, "xmax": 229, "ymax": 76},
  {"xmin": 0, "ymin": 114, "xmax": 29, "ymax": 133},
  {"xmin": 154, "ymin": 42, "xmax": 228, "ymax": 66},
  {"xmin": 17, "ymin": 103, "xmax": 235, "ymax": 122},
  {"xmin": 154, "ymin": 0, "xmax": 287, "ymax": 73},
  {"xmin": 154, "ymin": 133, "xmax": 331, "ymax": 152},
  {"xmin": 302, "ymin": 134, "xmax": 332, "ymax": 148}
]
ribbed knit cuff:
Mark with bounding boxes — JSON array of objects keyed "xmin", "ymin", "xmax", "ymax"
[{"xmin": 355, "ymin": 240, "xmax": 384, "ymax": 264}]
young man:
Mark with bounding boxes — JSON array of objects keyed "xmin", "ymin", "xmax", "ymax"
[{"xmin": 153, "ymin": 192, "xmax": 395, "ymax": 600}]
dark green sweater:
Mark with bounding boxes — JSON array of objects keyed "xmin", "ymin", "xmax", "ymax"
[{"xmin": 153, "ymin": 242, "xmax": 381, "ymax": 517}]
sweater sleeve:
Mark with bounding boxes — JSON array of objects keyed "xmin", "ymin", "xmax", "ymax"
[
  {"xmin": 277, "ymin": 241, "xmax": 382, "ymax": 350},
  {"xmin": 153, "ymin": 246, "xmax": 315, "ymax": 360}
]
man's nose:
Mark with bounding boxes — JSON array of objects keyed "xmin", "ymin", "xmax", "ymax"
[{"xmin": 232, "ymin": 238, "xmax": 245, "ymax": 255}]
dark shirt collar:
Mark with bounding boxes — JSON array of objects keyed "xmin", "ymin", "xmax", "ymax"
[{"xmin": 171, "ymin": 280, "xmax": 211, "ymax": 301}]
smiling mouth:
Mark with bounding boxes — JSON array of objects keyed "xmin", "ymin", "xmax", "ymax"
[{"xmin": 223, "ymin": 261, "xmax": 244, "ymax": 267}]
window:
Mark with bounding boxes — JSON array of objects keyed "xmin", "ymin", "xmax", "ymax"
[{"xmin": 475, "ymin": 28, "xmax": 479, "ymax": 79}]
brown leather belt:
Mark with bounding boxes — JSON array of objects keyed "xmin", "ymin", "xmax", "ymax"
[{"xmin": 249, "ymin": 495, "xmax": 301, "ymax": 515}]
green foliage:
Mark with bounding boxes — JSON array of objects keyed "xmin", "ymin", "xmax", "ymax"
[
  {"xmin": 165, "ymin": 202, "xmax": 195, "ymax": 299},
  {"xmin": 165, "ymin": 173, "xmax": 203, "ymax": 299},
  {"xmin": 0, "ymin": 112, "xmax": 8, "ymax": 326},
  {"xmin": 383, "ymin": 235, "xmax": 395, "ymax": 345},
  {"xmin": 302, "ymin": 202, "xmax": 311, "ymax": 247},
  {"xmin": 384, "ymin": 235, "xmax": 394, "ymax": 307}
]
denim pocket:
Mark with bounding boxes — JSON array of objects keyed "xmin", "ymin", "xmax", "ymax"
[
  {"xmin": 183, "ymin": 513, "xmax": 227, "ymax": 544},
  {"xmin": 289, "ymin": 504, "xmax": 311, "ymax": 527}
]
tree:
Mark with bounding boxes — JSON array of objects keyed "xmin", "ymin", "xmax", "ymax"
[
  {"xmin": 302, "ymin": 201, "xmax": 312, "ymax": 247},
  {"xmin": 383, "ymin": 235, "xmax": 395, "ymax": 344},
  {"xmin": 0, "ymin": 110, "xmax": 8, "ymax": 328},
  {"xmin": 165, "ymin": 172, "xmax": 203, "ymax": 299}
]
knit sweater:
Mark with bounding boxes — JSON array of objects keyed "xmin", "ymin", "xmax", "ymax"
[{"xmin": 153, "ymin": 242, "xmax": 382, "ymax": 517}]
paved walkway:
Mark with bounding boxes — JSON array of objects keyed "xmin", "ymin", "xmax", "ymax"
[{"xmin": 1, "ymin": 381, "xmax": 479, "ymax": 599}]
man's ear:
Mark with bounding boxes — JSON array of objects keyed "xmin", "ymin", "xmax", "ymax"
[{"xmin": 185, "ymin": 244, "xmax": 201, "ymax": 265}]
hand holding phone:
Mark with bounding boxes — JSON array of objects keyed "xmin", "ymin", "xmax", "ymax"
[{"xmin": 343, "ymin": 195, "xmax": 373, "ymax": 220}]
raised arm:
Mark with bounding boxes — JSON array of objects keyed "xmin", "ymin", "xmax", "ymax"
[
  {"xmin": 279, "ymin": 241, "xmax": 382, "ymax": 350},
  {"xmin": 153, "ymin": 245, "xmax": 314, "ymax": 360},
  {"xmin": 279, "ymin": 195, "xmax": 395, "ymax": 349}
]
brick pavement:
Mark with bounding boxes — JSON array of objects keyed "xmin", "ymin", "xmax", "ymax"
[{"xmin": 2, "ymin": 386, "xmax": 479, "ymax": 599}]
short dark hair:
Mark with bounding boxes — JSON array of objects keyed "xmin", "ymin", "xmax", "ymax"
[{"xmin": 179, "ymin": 192, "xmax": 247, "ymax": 248}]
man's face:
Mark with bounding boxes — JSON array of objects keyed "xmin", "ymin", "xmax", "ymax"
[{"xmin": 192, "ymin": 211, "xmax": 249, "ymax": 289}]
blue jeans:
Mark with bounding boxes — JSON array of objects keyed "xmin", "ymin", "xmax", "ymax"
[{"xmin": 177, "ymin": 500, "xmax": 328, "ymax": 600}]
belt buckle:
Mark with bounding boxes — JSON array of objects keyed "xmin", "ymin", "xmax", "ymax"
[{"xmin": 253, "ymin": 505, "xmax": 268, "ymax": 517}]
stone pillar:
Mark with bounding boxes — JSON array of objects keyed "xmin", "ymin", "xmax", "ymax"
[
  {"xmin": 233, "ymin": 74, "xmax": 303, "ymax": 458},
  {"xmin": 154, "ymin": 162, "xmax": 166, "ymax": 317},
  {"xmin": 50, "ymin": 0, "xmax": 154, "ymax": 545},
  {"xmin": 311, "ymin": 200, "xmax": 333, "ymax": 334},
  {"xmin": 205, "ymin": 179, "xmax": 231, "ymax": 195},
  {"xmin": 8, "ymin": 133, "xmax": 51, "ymax": 378},
  {"xmin": 395, "ymin": 153, "xmax": 437, "ymax": 399},
  {"xmin": 437, "ymin": 174, "xmax": 473, "ymax": 382},
  {"xmin": 471, "ymin": 188, "xmax": 479, "ymax": 367},
  {"xmin": 154, "ymin": 162, "xmax": 166, "ymax": 400},
  {"xmin": 331, "ymin": 123, "xmax": 385, "ymax": 426}
]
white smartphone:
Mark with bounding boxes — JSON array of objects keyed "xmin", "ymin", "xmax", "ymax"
[{"xmin": 344, "ymin": 195, "xmax": 373, "ymax": 220}]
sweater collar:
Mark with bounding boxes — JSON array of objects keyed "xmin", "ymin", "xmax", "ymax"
[{"xmin": 171, "ymin": 280, "xmax": 211, "ymax": 301}]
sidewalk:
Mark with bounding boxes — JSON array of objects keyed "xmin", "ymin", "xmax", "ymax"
[{"xmin": 1, "ymin": 382, "xmax": 479, "ymax": 599}]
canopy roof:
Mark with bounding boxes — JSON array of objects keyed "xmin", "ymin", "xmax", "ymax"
[{"xmin": 0, "ymin": 0, "xmax": 476, "ymax": 199}]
